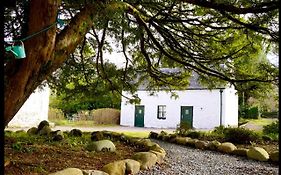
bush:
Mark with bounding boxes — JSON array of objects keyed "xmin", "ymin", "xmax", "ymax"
[
  {"xmin": 244, "ymin": 107, "xmax": 260, "ymax": 119},
  {"xmin": 263, "ymin": 121, "xmax": 279, "ymax": 135},
  {"xmin": 261, "ymin": 111, "xmax": 279, "ymax": 118},
  {"xmin": 185, "ymin": 131, "xmax": 203, "ymax": 139},
  {"xmin": 239, "ymin": 105, "xmax": 260, "ymax": 119},
  {"xmin": 202, "ymin": 132, "xmax": 225, "ymax": 142},
  {"xmin": 224, "ymin": 127, "xmax": 261, "ymax": 144},
  {"xmin": 175, "ymin": 121, "xmax": 192, "ymax": 136},
  {"xmin": 213, "ymin": 125, "xmax": 227, "ymax": 135}
]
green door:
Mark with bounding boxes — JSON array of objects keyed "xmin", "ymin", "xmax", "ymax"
[
  {"xmin": 135, "ymin": 105, "xmax": 144, "ymax": 127},
  {"xmin": 181, "ymin": 106, "xmax": 193, "ymax": 128}
]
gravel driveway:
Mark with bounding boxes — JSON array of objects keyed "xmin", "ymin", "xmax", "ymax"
[{"xmin": 138, "ymin": 140, "xmax": 279, "ymax": 175}]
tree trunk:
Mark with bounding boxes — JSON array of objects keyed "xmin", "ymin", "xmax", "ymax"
[{"xmin": 4, "ymin": 0, "xmax": 100, "ymax": 126}]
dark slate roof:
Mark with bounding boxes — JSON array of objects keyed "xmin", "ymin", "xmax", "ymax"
[{"xmin": 137, "ymin": 68, "xmax": 226, "ymax": 90}]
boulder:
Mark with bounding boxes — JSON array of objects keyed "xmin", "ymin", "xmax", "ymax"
[
  {"xmin": 119, "ymin": 134, "xmax": 129, "ymax": 143},
  {"xmin": 149, "ymin": 150, "xmax": 165, "ymax": 164},
  {"xmin": 218, "ymin": 142, "xmax": 237, "ymax": 153},
  {"xmin": 136, "ymin": 139, "xmax": 157, "ymax": 149},
  {"xmin": 110, "ymin": 132, "xmax": 122, "ymax": 141},
  {"xmin": 82, "ymin": 170, "xmax": 109, "ymax": 175},
  {"xmin": 37, "ymin": 120, "xmax": 50, "ymax": 132},
  {"xmin": 231, "ymin": 148, "xmax": 249, "ymax": 157},
  {"xmin": 247, "ymin": 147, "xmax": 269, "ymax": 161},
  {"xmin": 128, "ymin": 138, "xmax": 142, "ymax": 146},
  {"xmin": 148, "ymin": 131, "xmax": 159, "ymax": 139},
  {"xmin": 269, "ymin": 151, "xmax": 279, "ymax": 162},
  {"xmin": 148, "ymin": 144, "xmax": 166, "ymax": 156},
  {"xmin": 52, "ymin": 130, "xmax": 64, "ymax": 141},
  {"xmin": 27, "ymin": 127, "xmax": 38, "ymax": 135},
  {"xmin": 38, "ymin": 125, "xmax": 52, "ymax": 136},
  {"xmin": 167, "ymin": 134, "xmax": 177, "ymax": 143},
  {"xmin": 123, "ymin": 159, "xmax": 141, "ymax": 174},
  {"xmin": 69, "ymin": 129, "xmax": 83, "ymax": 137},
  {"xmin": 186, "ymin": 138, "xmax": 198, "ymax": 147},
  {"xmin": 91, "ymin": 131, "xmax": 104, "ymax": 141},
  {"xmin": 100, "ymin": 130, "xmax": 112, "ymax": 140},
  {"xmin": 162, "ymin": 135, "xmax": 170, "ymax": 141},
  {"xmin": 86, "ymin": 140, "xmax": 116, "ymax": 152},
  {"xmin": 194, "ymin": 140, "xmax": 208, "ymax": 150},
  {"xmin": 207, "ymin": 140, "xmax": 221, "ymax": 151},
  {"xmin": 132, "ymin": 152, "xmax": 158, "ymax": 170},
  {"xmin": 49, "ymin": 168, "xmax": 83, "ymax": 175},
  {"xmin": 175, "ymin": 137, "xmax": 190, "ymax": 145},
  {"xmin": 102, "ymin": 160, "xmax": 126, "ymax": 175},
  {"xmin": 157, "ymin": 131, "xmax": 168, "ymax": 140}
]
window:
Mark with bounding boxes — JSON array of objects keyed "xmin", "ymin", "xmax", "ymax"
[{"xmin": 157, "ymin": 105, "xmax": 166, "ymax": 120}]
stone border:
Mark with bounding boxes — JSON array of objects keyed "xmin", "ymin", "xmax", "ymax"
[
  {"xmin": 38, "ymin": 129, "xmax": 167, "ymax": 175},
  {"xmin": 149, "ymin": 131, "xmax": 279, "ymax": 164}
]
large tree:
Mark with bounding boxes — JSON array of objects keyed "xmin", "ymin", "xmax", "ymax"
[{"xmin": 4, "ymin": 0, "xmax": 279, "ymax": 126}]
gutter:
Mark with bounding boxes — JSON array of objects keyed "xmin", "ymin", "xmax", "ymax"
[{"xmin": 219, "ymin": 89, "xmax": 224, "ymax": 126}]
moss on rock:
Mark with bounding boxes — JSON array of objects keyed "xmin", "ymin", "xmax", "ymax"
[{"xmin": 247, "ymin": 147, "xmax": 269, "ymax": 161}]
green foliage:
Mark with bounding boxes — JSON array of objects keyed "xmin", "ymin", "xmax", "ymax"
[
  {"xmin": 11, "ymin": 142, "xmax": 23, "ymax": 151},
  {"xmin": 223, "ymin": 127, "xmax": 262, "ymax": 144},
  {"xmin": 202, "ymin": 132, "xmax": 225, "ymax": 142},
  {"xmin": 263, "ymin": 121, "xmax": 279, "ymax": 135},
  {"xmin": 185, "ymin": 131, "xmax": 203, "ymax": 139},
  {"xmin": 4, "ymin": 1, "xmax": 279, "ymax": 127},
  {"xmin": 261, "ymin": 111, "xmax": 279, "ymax": 118},
  {"xmin": 175, "ymin": 121, "xmax": 192, "ymax": 136},
  {"xmin": 246, "ymin": 107, "xmax": 260, "ymax": 119},
  {"xmin": 239, "ymin": 105, "xmax": 260, "ymax": 119},
  {"xmin": 48, "ymin": 60, "xmax": 123, "ymax": 116},
  {"xmin": 212, "ymin": 125, "xmax": 264, "ymax": 144},
  {"xmin": 213, "ymin": 125, "xmax": 228, "ymax": 135}
]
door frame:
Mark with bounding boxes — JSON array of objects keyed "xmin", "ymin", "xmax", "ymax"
[
  {"xmin": 134, "ymin": 105, "xmax": 144, "ymax": 127},
  {"xmin": 180, "ymin": 106, "xmax": 193, "ymax": 128}
]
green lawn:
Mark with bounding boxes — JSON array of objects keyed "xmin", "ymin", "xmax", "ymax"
[
  {"xmin": 241, "ymin": 118, "xmax": 278, "ymax": 127},
  {"xmin": 120, "ymin": 131, "xmax": 150, "ymax": 138},
  {"xmin": 49, "ymin": 119, "xmax": 118, "ymax": 127}
]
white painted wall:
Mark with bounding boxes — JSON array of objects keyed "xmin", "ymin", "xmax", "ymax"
[
  {"xmin": 7, "ymin": 85, "xmax": 50, "ymax": 128},
  {"xmin": 223, "ymin": 86, "xmax": 239, "ymax": 127},
  {"xmin": 121, "ymin": 88, "xmax": 238, "ymax": 130}
]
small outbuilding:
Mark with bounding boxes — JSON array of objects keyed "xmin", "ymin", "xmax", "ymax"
[{"xmin": 120, "ymin": 73, "xmax": 238, "ymax": 130}]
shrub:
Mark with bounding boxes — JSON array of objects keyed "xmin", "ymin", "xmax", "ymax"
[
  {"xmin": 263, "ymin": 121, "xmax": 279, "ymax": 135},
  {"xmin": 175, "ymin": 121, "xmax": 192, "ymax": 136},
  {"xmin": 261, "ymin": 111, "xmax": 279, "ymax": 118},
  {"xmin": 185, "ymin": 131, "xmax": 203, "ymax": 139},
  {"xmin": 245, "ymin": 107, "xmax": 260, "ymax": 119},
  {"xmin": 213, "ymin": 125, "xmax": 227, "ymax": 135},
  {"xmin": 224, "ymin": 127, "xmax": 261, "ymax": 144},
  {"xmin": 202, "ymin": 133, "xmax": 225, "ymax": 142}
]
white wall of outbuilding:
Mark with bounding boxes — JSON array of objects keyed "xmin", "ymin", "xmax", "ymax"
[{"xmin": 7, "ymin": 85, "xmax": 50, "ymax": 128}]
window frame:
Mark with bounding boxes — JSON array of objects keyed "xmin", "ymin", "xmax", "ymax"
[{"xmin": 157, "ymin": 105, "xmax": 167, "ymax": 120}]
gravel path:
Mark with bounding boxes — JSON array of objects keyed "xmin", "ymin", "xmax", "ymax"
[{"xmin": 138, "ymin": 140, "xmax": 279, "ymax": 175}]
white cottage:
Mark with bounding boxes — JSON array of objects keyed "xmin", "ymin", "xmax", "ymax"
[
  {"xmin": 7, "ymin": 84, "xmax": 50, "ymax": 128},
  {"xmin": 120, "ymin": 73, "xmax": 238, "ymax": 130}
]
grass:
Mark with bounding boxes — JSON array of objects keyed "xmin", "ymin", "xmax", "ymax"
[
  {"xmin": 49, "ymin": 119, "xmax": 118, "ymax": 127},
  {"xmin": 120, "ymin": 131, "xmax": 150, "ymax": 138},
  {"xmin": 241, "ymin": 118, "xmax": 278, "ymax": 127}
]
